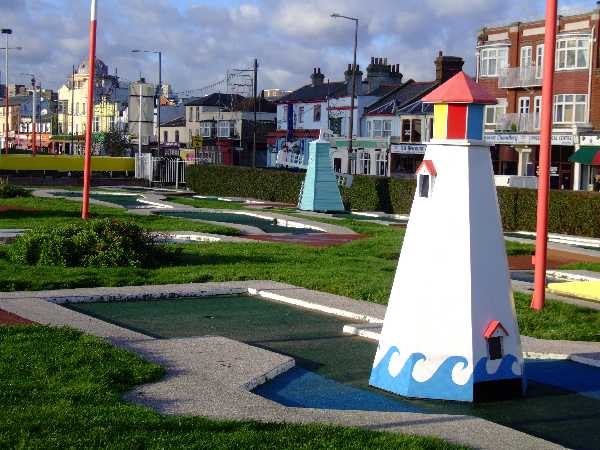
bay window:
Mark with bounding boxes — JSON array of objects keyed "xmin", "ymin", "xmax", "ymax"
[
  {"xmin": 556, "ymin": 37, "xmax": 589, "ymax": 70},
  {"xmin": 480, "ymin": 47, "xmax": 508, "ymax": 77},
  {"xmin": 554, "ymin": 94, "xmax": 587, "ymax": 124},
  {"xmin": 218, "ymin": 120, "xmax": 232, "ymax": 138},
  {"xmin": 367, "ymin": 119, "xmax": 392, "ymax": 138},
  {"xmin": 484, "ymin": 99, "xmax": 507, "ymax": 126},
  {"xmin": 200, "ymin": 121, "xmax": 212, "ymax": 137}
]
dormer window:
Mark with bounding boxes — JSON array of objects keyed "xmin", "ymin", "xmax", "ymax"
[
  {"xmin": 484, "ymin": 320, "xmax": 509, "ymax": 361},
  {"xmin": 415, "ymin": 160, "xmax": 437, "ymax": 198}
]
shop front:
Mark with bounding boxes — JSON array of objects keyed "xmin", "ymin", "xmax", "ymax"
[
  {"xmin": 389, "ymin": 143, "xmax": 425, "ymax": 178},
  {"xmin": 570, "ymin": 136, "xmax": 600, "ymax": 191}
]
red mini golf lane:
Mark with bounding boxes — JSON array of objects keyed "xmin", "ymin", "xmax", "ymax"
[
  {"xmin": 245, "ymin": 234, "xmax": 364, "ymax": 247},
  {"xmin": 0, "ymin": 310, "xmax": 35, "ymax": 326}
]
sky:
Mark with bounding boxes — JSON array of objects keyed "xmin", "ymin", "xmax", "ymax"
[{"xmin": 0, "ymin": 0, "xmax": 593, "ymax": 97}]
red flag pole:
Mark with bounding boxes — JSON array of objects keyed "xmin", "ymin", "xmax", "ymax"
[
  {"xmin": 532, "ymin": 0, "xmax": 558, "ymax": 311},
  {"xmin": 82, "ymin": 0, "xmax": 97, "ymax": 219}
]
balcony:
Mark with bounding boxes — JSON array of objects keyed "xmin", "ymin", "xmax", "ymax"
[
  {"xmin": 495, "ymin": 113, "xmax": 540, "ymax": 133},
  {"xmin": 498, "ymin": 66, "xmax": 542, "ymax": 89}
]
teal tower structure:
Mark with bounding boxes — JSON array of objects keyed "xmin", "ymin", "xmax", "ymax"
[{"xmin": 298, "ymin": 132, "xmax": 345, "ymax": 212}]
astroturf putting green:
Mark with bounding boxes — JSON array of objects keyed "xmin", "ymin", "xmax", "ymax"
[{"xmin": 67, "ymin": 294, "xmax": 600, "ymax": 450}]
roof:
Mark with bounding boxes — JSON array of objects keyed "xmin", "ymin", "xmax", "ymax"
[
  {"xmin": 277, "ymin": 81, "xmax": 347, "ymax": 103},
  {"xmin": 185, "ymin": 93, "xmax": 245, "ymax": 107},
  {"xmin": 483, "ymin": 320, "xmax": 509, "ymax": 339},
  {"xmin": 161, "ymin": 116, "xmax": 186, "ymax": 127},
  {"xmin": 233, "ymin": 97, "xmax": 276, "ymax": 113},
  {"xmin": 367, "ymin": 84, "xmax": 404, "ymax": 97},
  {"xmin": 397, "ymin": 99, "xmax": 434, "ymax": 115},
  {"xmin": 422, "ymin": 72, "xmax": 496, "ymax": 105},
  {"xmin": 416, "ymin": 160, "xmax": 437, "ymax": 177},
  {"xmin": 365, "ymin": 80, "xmax": 439, "ymax": 115},
  {"xmin": 160, "ymin": 104, "xmax": 185, "ymax": 124},
  {"xmin": 0, "ymin": 96, "xmax": 30, "ymax": 107}
]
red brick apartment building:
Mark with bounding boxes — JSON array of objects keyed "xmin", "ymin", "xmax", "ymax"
[{"xmin": 478, "ymin": 3, "xmax": 600, "ymax": 190}]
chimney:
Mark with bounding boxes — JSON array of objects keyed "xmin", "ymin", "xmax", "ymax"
[
  {"xmin": 311, "ymin": 67, "xmax": 325, "ymax": 87},
  {"xmin": 366, "ymin": 56, "xmax": 403, "ymax": 93},
  {"xmin": 344, "ymin": 63, "xmax": 363, "ymax": 95},
  {"xmin": 435, "ymin": 51, "xmax": 464, "ymax": 83}
]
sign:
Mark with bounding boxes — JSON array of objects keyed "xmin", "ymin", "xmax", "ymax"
[
  {"xmin": 484, "ymin": 133, "xmax": 574, "ymax": 146},
  {"xmin": 191, "ymin": 136, "xmax": 203, "ymax": 149},
  {"xmin": 536, "ymin": 165, "xmax": 559, "ymax": 176},
  {"xmin": 390, "ymin": 143, "xmax": 426, "ymax": 155},
  {"xmin": 333, "ymin": 139, "xmax": 387, "ymax": 149}
]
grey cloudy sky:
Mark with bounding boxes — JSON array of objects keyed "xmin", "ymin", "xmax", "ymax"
[{"xmin": 0, "ymin": 0, "xmax": 593, "ymax": 96}]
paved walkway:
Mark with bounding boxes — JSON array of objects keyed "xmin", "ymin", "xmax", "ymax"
[{"xmin": 1, "ymin": 281, "xmax": 590, "ymax": 449}]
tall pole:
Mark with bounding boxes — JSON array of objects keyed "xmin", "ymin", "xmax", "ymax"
[
  {"xmin": 347, "ymin": 18, "xmax": 358, "ymax": 174},
  {"xmin": 3, "ymin": 30, "xmax": 10, "ymax": 155},
  {"xmin": 532, "ymin": 0, "xmax": 558, "ymax": 311},
  {"xmin": 138, "ymin": 82, "xmax": 142, "ymax": 156},
  {"xmin": 82, "ymin": 0, "xmax": 97, "ymax": 220},
  {"xmin": 31, "ymin": 76, "xmax": 36, "ymax": 156},
  {"xmin": 157, "ymin": 51, "xmax": 161, "ymax": 156},
  {"xmin": 253, "ymin": 58, "xmax": 258, "ymax": 168},
  {"xmin": 71, "ymin": 65, "xmax": 75, "ymax": 154}
]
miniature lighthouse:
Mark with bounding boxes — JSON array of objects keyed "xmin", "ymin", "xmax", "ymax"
[
  {"xmin": 298, "ymin": 130, "xmax": 345, "ymax": 212},
  {"xmin": 369, "ymin": 72, "xmax": 525, "ymax": 402}
]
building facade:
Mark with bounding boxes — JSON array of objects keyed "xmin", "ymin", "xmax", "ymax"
[{"xmin": 477, "ymin": 5, "xmax": 600, "ymax": 190}]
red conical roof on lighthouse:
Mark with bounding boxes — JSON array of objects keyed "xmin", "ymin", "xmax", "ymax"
[{"xmin": 422, "ymin": 71, "xmax": 496, "ymax": 105}]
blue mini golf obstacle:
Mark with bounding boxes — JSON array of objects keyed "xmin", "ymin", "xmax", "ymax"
[{"xmin": 298, "ymin": 131, "xmax": 345, "ymax": 213}]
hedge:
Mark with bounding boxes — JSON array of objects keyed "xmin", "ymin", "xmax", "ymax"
[{"xmin": 187, "ymin": 165, "xmax": 600, "ymax": 237}]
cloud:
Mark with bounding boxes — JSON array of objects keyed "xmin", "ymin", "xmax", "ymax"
[{"xmin": 0, "ymin": 0, "xmax": 593, "ymax": 97}]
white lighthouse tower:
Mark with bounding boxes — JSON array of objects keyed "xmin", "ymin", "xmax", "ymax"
[{"xmin": 369, "ymin": 72, "xmax": 525, "ymax": 402}]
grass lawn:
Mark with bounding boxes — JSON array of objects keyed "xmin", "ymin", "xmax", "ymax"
[
  {"xmin": 0, "ymin": 325, "xmax": 465, "ymax": 450},
  {"xmin": 0, "ymin": 197, "xmax": 241, "ymax": 235},
  {"xmin": 166, "ymin": 196, "xmax": 252, "ymax": 210},
  {"xmin": 559, "ymin": 262, "xmax": 600, "ymax": 272}
]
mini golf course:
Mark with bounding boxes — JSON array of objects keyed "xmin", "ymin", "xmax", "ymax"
[
  {"xmin": 51, "ymin": 191, "xmax": 157, "ymax": 209},
  {"xmin": 67, "ymin": 294, "xmax": 600, "ymax": 450}
]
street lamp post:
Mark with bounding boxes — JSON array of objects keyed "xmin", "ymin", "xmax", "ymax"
[
  {"xmin": 1, "ymin": 29, "xmax": 22, "ymax": 155},
  {"xmin": 22, "ymin": 73, "xmax": 37, "ymax": 156},
  {"xmin": 132, "ymin": 49, "xmax": 162, "ymax": 156},
  {"xmin": 331, "ymin": 13, "xmax": 359, "ymax": 175}
]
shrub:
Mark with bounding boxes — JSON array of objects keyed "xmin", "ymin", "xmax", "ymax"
[
  {"xmin": 0, "ymin": 182, "xmax": 30, "ymax": 198},
  {"xmin": 187, "ymin": 165, "xmax": 600, "ymax": 237},
  {"xmin": 9, "ymin": 219, "xmax": 171, "ymax": 268}
]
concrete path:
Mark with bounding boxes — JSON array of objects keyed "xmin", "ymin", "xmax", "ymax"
[{"xmin": 0, "ymin": 281, "xmax": 565, "ymax": 449}]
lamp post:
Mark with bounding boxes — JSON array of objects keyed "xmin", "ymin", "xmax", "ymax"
[
  {"xmin": 1, "ymin": 29, "xmax": 22, "ymax": 154},
  {"xmin": 81, "ymin": 0, "xmax": 98, "ymax": 220},
  {"xmin": 331, "ymin": 13, "xmax": 358, "ymax": 175},
  {"xmin": 21, "ymin": 73, "xmax": 37, "ymax": 156},
  {"xmin": 131, "ymin": 49, "xmax": 162, "ymax": 156},
  {"xmin": 531, "ymin": 0, "xmax": 558, "ymax": 311}
]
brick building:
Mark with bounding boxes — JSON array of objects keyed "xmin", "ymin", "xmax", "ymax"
[{"xmin": 477, "ymin": 4, "xmax": 600, "ymax": 190}]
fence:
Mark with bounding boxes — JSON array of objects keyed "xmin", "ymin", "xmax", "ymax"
[{"xmin": 135, "ymin": 154, "xmax": 219, "ymax": 188}]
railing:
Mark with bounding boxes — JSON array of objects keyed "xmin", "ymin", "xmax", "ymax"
[
  {"xmin": 495, "ymin": 113, "xmax": 540, "ymax": 133},
  {"xmin": 135, "ymin": 154, "xmax": 223, "ymax": 187},
  {"xmin": 498, "ymin": 66, "xmax": 542, "ymax": 89}
]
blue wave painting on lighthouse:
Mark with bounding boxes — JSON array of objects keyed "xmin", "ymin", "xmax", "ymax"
[
  {"xmin": 370, "ymin": 347, "xmax": 524, "ymax": 402},
  {"xmin": 369, "ymin": 346, "xmax": 473, "ymax": 401}
]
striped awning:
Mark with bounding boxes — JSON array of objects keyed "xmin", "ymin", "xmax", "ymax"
[{"xmin": 569, "ymin": 146, "xmax": 600, "ymax": 165}]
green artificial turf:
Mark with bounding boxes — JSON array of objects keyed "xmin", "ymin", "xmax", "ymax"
[
  {"xmin": 0, "ymin": 325, "xmax": 466, "ymax": 450},
  {"xmin": 0, "ymin": 197, "xmax": 241, "ymax": 235}
]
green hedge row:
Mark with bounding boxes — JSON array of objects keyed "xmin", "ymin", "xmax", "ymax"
[{"xmin": 187, "ymin": 165, "xmax": 600, "ymax": 237}]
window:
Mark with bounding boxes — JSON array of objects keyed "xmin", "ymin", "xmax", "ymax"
[
  {"xmin": 195, "ymin": 107, "xmax": 200, "ymax": 122},
  {"xmin": 411, "ymin": 119, "xmax": 422, "ymax": 143},
  {"xmin": 376, "ymin": 152, "xmax": 388, "ymax": 176},
  {"xmin": 313, "ymin": 104, "xmax": 321, "ymax": 122},
  {"xmin": 298, "ymin": 106, "xmax": 304, "ymax": 124},
  {"xmin": 556, "ymin": 37, "xmax": 589, "ymax": 70},
  {"xmin": 554, "ymin": 94, "xmax": 587, "ymax": 124},
  {"xmin": 518, "ymin": 97, "xmax": 530, "ymax": 115},
  {"xmin": 367, "ymin": 119, "xmax": 392, "ymax": 138},
  {"xmin": 58, "ymin": 122, "xmax": 63, "ymax": 134},
  {"xmin": 109, "ymin": 116, "xmax": 115, "ymax": 130},
  {"xmin": 520, "ymin": 46, "xmax": 532, "ymax": 67},
  {"xmin": 188, "ymin": 107, "xmax": 193, "ymax": 122},
  {"xmin": 329, "ymin": 117, "xmax": 342, "ymax": 136},
  {"xmin": 360, "ymin": 152, "xmax": 371, "ymax": 175},
  {"xmin": 75, "ymin": 103, "xmax": 79, "ymax": 115},
  {"xmin": 92, "ymin": 116, "xmax": 100, "ymax": 132},
  {"xmin": 82, "ymin": 103, "xmax": 86, "ymax": 115},
  {"xmin": 480, "ymin": 47, "xmax": 508, "ymax": 77},
  {"xmin": 200, "ymin": 122, "xmax": 212, "ymax": 137},
  {"xmin": 175, "ymin": 130, "xmax": 180, "ymax": 143},
  {"xmin": 534, "ymin": 96, "xmax": 542, "ymax": 130},
  {"xmin": 536, "ymin": 44, "xmax": 544, "ymax": 79},
  {"xmin": 418, "ymin": 174, "xmax": 430, "ymax": 198},
  {"xmin": 487, "ymin": 337, "xmax": 503, "ymax": 361},
  {"xmin": 484, "ymin": 98, "xmax": 508, "ymax": 125},
  {"xmin": 218, "ymin": 120, "xmax": 231, "ymax": 138},
  {"xmin": 163, "ymin": 130, "xmax": 168, "ymax": 143}
]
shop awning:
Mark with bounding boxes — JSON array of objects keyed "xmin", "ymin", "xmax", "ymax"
[{"xmin": 569, "ymin": 146, "xmax": 600, "ymax": 165}]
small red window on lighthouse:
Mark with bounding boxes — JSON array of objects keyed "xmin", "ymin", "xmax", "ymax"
[
  {"xmin": 416, "ymin": 160, "xmax": 437, "ymax": 198},
  {"xmin": 484, "ymin": 320, "xmax": 509, "ymax": 361}
]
